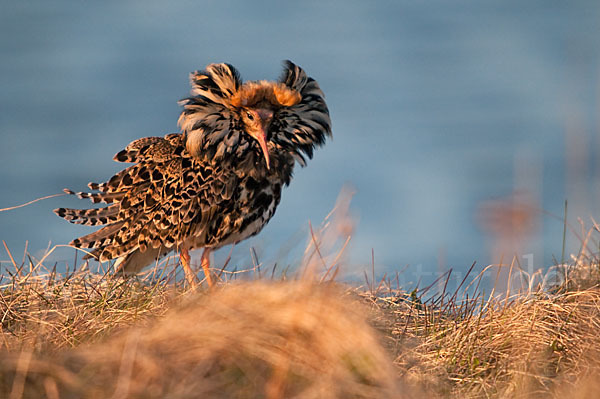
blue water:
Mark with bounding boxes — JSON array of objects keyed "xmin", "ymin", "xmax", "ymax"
[{"xmin": 2, "ymin": 1, "xmax": 600, "ymax": 287}]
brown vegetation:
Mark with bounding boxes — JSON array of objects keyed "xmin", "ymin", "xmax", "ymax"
[
  {"xmin": 2, "ymin": 201, "xmax": 600, "ymax": 398},
  {"xmin": 0, "ymin": 252, "xmax": 599, "ymax": 398},
  {"xmin": 0, "ymin": 264, "xmax": 401, "ymax": 399}
]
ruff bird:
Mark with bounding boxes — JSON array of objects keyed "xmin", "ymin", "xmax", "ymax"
[{"xmin": 54, "ymin": 61, "xmax": 331, "ymax": 287}]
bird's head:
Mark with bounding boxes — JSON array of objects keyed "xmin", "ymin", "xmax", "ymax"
[
  {"xmin": 179, "ymin": 61, "xmax": 331, "ymax": 172},
  {"xmin": 231, "ymin": 81, "xmax": 301, "ymax": 170},
  {"xmin": 239, "ymin": 107, "xmax": 273, "ymax": 169}
]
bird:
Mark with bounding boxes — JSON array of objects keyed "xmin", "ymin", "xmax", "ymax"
[{"xmin": 53, "ymin": 61, "xmax": 332, "ymax": 287}]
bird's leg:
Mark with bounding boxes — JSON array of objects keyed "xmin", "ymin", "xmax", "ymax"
[
  {"xmin": 179, "ymin": 248, "xmax": 197, "ymax": 289},
  {"xmin": 201, "ymin": 248, "xmax": 214, "ymax": 287}
]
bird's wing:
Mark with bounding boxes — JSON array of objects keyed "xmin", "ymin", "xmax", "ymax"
[{"xmin": 54, "ymin": 133, "xmax": 235, "ymax": 262}]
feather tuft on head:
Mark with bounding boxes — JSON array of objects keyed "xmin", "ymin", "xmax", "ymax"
[{"xmin": 230, "ymin": 81, "xmax": 301, "ymax": 108}]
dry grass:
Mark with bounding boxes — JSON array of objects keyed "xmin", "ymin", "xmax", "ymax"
[
  {"xmin": 1, "ymin": 252, "xmax": 600, "ymax": 399},
  {"xmin": 0, "ymin": 271, "xmax": 173, "ymax": 353},
  {"xmin": 0, "ymin": 272, "xmax": 401, "ymax": 399},
  {"xmin": 368, "ymin": 284, "xmax": 600, "ymax": 398},
  {"xmin": 2, "ymin": 194, "xmax": 600, "ymax": 398}
]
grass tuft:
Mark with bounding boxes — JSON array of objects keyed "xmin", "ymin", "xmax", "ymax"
[{"xmin": 0, "ymin": 275, "xmax": 401, "ymax": 398}]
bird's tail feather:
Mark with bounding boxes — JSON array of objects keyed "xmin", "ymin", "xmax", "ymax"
[
  {"xmin": 62, "ymin": 188, "xmax": 124, "ymax": 204},
  {"xmin": 53, "ymin": 205, "xmax": 120, "ymax": 225},
  {"xmin": 70, "ymin": 222, "xmax": 126, "ymax": 249},
  {"xmin": 114, "ymin": 247, "xmax": 167, "ymax": 275}
]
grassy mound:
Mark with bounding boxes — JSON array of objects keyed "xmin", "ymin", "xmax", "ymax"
[
  {"xmin": 1, "ymin": 252, "xmax": 599, "ymax": 398},
  {"xmin": 0, "ymin": 272, "xmax": 400, "ymax": 398}
]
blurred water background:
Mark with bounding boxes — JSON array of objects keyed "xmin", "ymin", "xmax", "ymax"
[{"xmin": 2, "ymin": 1, "xmax": 600, "ymax": 288}]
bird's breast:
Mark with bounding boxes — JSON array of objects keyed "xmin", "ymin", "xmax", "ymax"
[{"xmin": 185, "ymin": 173, "xmax": 284, "ymax": 251}]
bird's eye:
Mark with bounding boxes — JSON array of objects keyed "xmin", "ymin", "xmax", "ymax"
[{"xmin": 246, "ymin": 111, "xmax": 254, "ymax": 121}]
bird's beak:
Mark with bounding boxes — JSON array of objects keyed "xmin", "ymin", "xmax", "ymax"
[
  {"xmin": 247, "ymin": 108, "xmax": 273, "ymax": 170},
  {"xmin": 254, "ymin": 128, "xmax": 271, "ymax": 170}
]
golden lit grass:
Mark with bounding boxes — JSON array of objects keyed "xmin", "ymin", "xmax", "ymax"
[
  {"xmin": 2, "ymin": 192, "xmax": 600, "ymax": 398},
  {"xmin": 0, "ymin": 274, "xmax": 401, "ymax": 399},
  {"xmin": 370, "ymin": 284, "xmax": 600, "ymax": 398},
  {"xmin": 2, "ymin": 254, "xmax": 600, "ymax": 398},
  {"xmin": 0, "ymin": 271, "xmax": 173, "ymax": 353}
]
